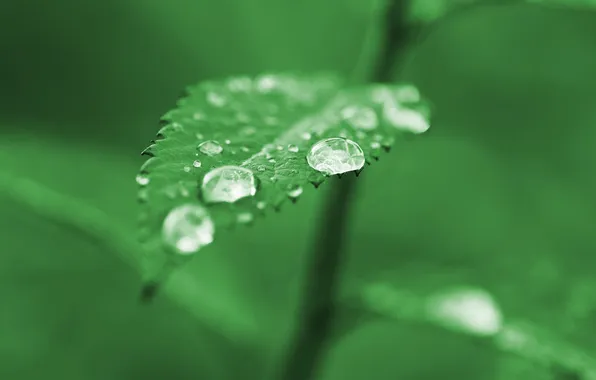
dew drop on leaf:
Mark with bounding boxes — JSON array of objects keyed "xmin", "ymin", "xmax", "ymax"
[
  {"xmin": 256, "ymin": 201, "xmax": 267, "ymax": 210},
  {"xmin": 201, "ymin": 166, "xmax": 257, "ymax": 204},
  {"xmin": 257, "ymin": 75, "xmax": 277, "ymax": 92},
  {"xmin": 193, "ymin": 160, "xmax": 202, "ymax": 168},
  {"xmin": 207, "ymin": 91, "xmax": 227, "ymax": 107},
  {"xmin": 240, "ymin": 146, "xmax": 250, "ymax": 153},
  {"xmin": 301, "ymin": 132, "xmax": 312, "ymax": 140},
  {"xmin": 183, "ymin": 166, "xmax": 191, "ymax": 173},
  {"xmin": 225, "ymin": 139, "xmax": 231, "ymax": 145},
  {"xmin": 287, "ymin": 185, "xmax": 303, "ymax": 199},
  {"xmin": 198, "ymin": 140, "xmax": 224, "ymax": 156},
  {"xmin": 287, "ymin": 144, "xmax": 299, "ymax": 153},
  {"xmin": 236, "ymin": 212, "xmax": 254, "ymax": 224},
  {"xmin": 340, "ymin": 105, "xmax": 378, "ymax": 130},
  {"xmin": 370, "ymin": 141, "xmax": 381, "ymax": 150},
  {"xmin": 162, "ymin": 203, "xmax": 215, "ymax": 255},
  {"xmin": 384, "ymin": 105, "xmax": 430, "ymax": 134},
  {"xmin": 427, "ymin": 287, "xmax": 503, "ymax": 337},
  {"xmin": 136, "ymin": 174, "xmax": 150, "ymax": 186},
  {"xmin": 307, "ymin": 137, "xmax": 365, "ymax": 175},
  {"xmin": 257, "ymin": 165, "xmax": 266, "ymax": 172}
]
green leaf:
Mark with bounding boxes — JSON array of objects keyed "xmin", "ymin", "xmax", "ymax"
[{"xmin": 138, "ymin": 72, "xmax": 430, "ymax": 266}]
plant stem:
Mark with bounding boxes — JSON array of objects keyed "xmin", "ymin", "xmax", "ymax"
[{"xmin": 277, "ymin": 1, "xmax": 410, "ymax": 379}]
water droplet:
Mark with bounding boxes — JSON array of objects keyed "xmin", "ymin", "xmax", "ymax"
[
  {"xmin": 257, "ymin": 165, "xmax": 266, "ymax": 172},
  {"xmin": 241, "ymin": 126, "xmax": 257, "ymax": 136},
  {"xmin": 384, "ymin": 105, "xmax": 430, "ymax": 134},
  {"xmin": 162, "ymin": 203, "xmax": 214, "ymax": 255},
  {"xmin": 301, "ymin": 132, "xmax": 312, "ymax": 140},
  {"xmin": 287, "ymin": 185, "xmax": 303, "ymax": 199},
  {"xmin": 370, "ymin": 141, "xmax": 381, "ymax": 150},
  {"xmin": 198, "ymin": 140, "xmax": 223, "ymax": 156},
  {"xmin": 257, "ymin": 75, "xmax": 277, "ymax": 92},
  {"xmin": 256, "ymin": 201, "xmax": 267, "ymax": 210},
  {"xmin": 287, "ymin": 144, "xmax": 299, "ymax": 153},
  {"xmin": 268, "ymin": 158, "xmax": 276, "ymax": 164},
  {"xmin": 193, "ymin": 112, "xmax": 205, "ymax": 121},
  {"xmin": 225, "ymin": 139, "xmax": 231, "ymax": 145},
  {"xmin": 207, "ymin": 91, "xmax": 227, "ymax": 107},
  {"xmin": 195, "ymin": 133, "xmax": 204, "ymax": 140},
  {"xmin": 428, "ymin": 287, "xmax": 502, "ymax": 337},
  {"xmin": 237, "ymin": 212, "xmax": 254, "ymax": 224},
  {"xmin": 307, "ymin": 138, "xmax": 365, "ymax": 175},
  {"xmin": 136, "ymin": 174, "xmax": 150, "ymax": 186},
  {"xmin": 341, "ymin": 105, "xmax": 378, "ymax": 130},
  {"xmin": 276, "ymin": 145, "xmax": 283, "ymax": 151},
  {"xmin": 193, "ymin": 160, "xmax": 202, "ymax": 168},
  {"xmin": 183, "ymin": 166, "xmax": 191, "ymax": 173},
  {"xmin": 240, "ymin": 146, "xmax": 250, "ymax": 153},
  {"xmin": 201, "ymin": 166, "xmax": 257, "ymax": 203}
]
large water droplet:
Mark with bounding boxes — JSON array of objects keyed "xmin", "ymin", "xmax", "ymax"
[
  {"xmin": 136, "ymin": 174, "xmax": 150, "ymax": 186},
  {"xmin": 201, "ymin": 166, "xmax": 257, "ymax": 203},
  {"xmin": 384, "ymin": 105, "xmax": 430, "ymax": 134},
  {"xmin": 198, "ymin": 140, "xmax": 223, "ymax": 156},
  {"xmin": 307, "ymin": 138, "xmax": 365, "ymax": 175},
  {"xmin": 162, "ymin": 203, "xmax": 215, "ymax": 255},
  {"xmin": 341, "ymin": 105, "xmax": 378, "ymax": 130}
]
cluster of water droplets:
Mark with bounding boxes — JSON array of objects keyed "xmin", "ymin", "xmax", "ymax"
[{"xmin": 154, "ymin": 79, "xmax": 430, "ymax": 256}]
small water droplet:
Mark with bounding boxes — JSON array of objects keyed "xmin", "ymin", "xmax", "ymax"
[
  {"xmin": 225, "ymin": 139, "xmax": 231, "ymax": 145},
  {"xmin": 207, "ymin": 91, "xmax": 227, "ymax": 107},
  {"xmin": 256, "ymin": 201, "xmax": 267, "ymax": 210},
  {"xmin": 276, "ymin": 145, "xmax": 283, "ymax": 151},
  {"xmin": 301, "ymin": 132, "xmax": 312, "ymax": 140},
  {"xmin": 268, "ymin": 158, "xmax": 276, "ymax": 164},
  {"xmin": 198, "ymin": 140, "xmax": 223, "ymax": 156},
  {"xmin": 195, "ymin": 133, "xmax": 204, "ymax": 140},
  {"xmin": 193, "ymin": 112, "xmax": 205, "ymax": 121},
  {"xmin": 290, "ymin": 169, "xmax": 298, "ymax": 175},
  {"xmin": 241, "ymin": 126, "xmax": 257, "ymax": 136},
  {"xmin": 237, "ymin": 212, "xmax": 254, "ymax": 224},
  {"xmin": 183, "ymin": 166, "xmax": 191, "ymax": 173},
  {"xmin": 341, "ymin": 105, "xmax": 378, "ymax": 130},
  {"xmin": 307, "ymin": 138, "xmax": 365, "ymax": 175},
  {"xmin": 257, "ymin": 75, "xmax": 277, "ymax": 92},
  {"xmin": 162, "ymin": 203, "xmax": 215, "ymax": 255},
  {"xmin": 240, "ymin": 146, "xmax": 250, "ymax": 153},
  {"xmin": 193, "ymin": 160, "xmax": 202, "ymax": 168},
  {"xmin": 287, "ymin": 185, "xmax": 303, "ymax": 199},
  {"xmin": 136, "ymin": 174, "xmax": 150, "ymax": 186},
  {"xmin": 370, "ymin": 141, "xmax": 381, "ymax": 150},
  {"xmin": 287, "ymin": 144, "xmax": 299, "ymax": 153},
  {"xmin": 384, "ymin": 105, "xmax": 430, "ymax": 134},
  {"xmin": 201, "ymin": 166, "xmax": 257, "ymax": 203},
  {"xmin": 257, "ymin": 165, "xmax": 266, "ymax": 172}
]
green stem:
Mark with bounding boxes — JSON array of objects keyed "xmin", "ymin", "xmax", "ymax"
[{"xmin": 277, "ymin": 1, "xmax": 411, "ymax": 379}]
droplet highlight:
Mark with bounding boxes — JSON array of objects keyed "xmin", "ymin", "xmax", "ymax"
[
  {"xmin": 201, "ymin": 166, "xmax": 257, "ymax": 203},
  {"xmin": 136, "ymin": 174, "xmax": 150, "ymax": 186},
  {"xmin": 307, "ymin": 138, "xmax": 366, "ymax": 175}
]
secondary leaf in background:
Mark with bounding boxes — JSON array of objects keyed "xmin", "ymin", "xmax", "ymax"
[{"xmin": 138, "ymin": 72, "xmax": 430, "ymax": 276}]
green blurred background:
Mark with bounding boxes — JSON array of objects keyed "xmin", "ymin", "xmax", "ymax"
[{"xmin": 1, "ymin": 1, "xmax": 596, "ymax": 379}]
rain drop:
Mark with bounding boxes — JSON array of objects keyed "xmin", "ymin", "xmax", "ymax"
[
  {"xmin": 287, "ymin": 144, "xmax": 299, "ymax": 153},
  {"xmin": 136, "ymin": 174, "xmax": 150, "ymax": 186},
  {"xmin": 207, "ymin": 91, "xmax": 227, "ymax": 107},
  {"xmin": 287, "ymin": 185, "xmax": 303, "ymax": 199},
  {"xmin": 162, "ymin": 203, "xmax": 215, "ymax": 255},
  {"xmin": 201, "ymin": 166, "xmax": 257, "ymax": 203},
  {"xmin": 237, "ymin": 212, "xmax": 254, "ymax": 224},
  {"xmin": 198, "ymin": 140, "xmax": 224, "ymax": 156},
  {"xmin": 307, "ymin": 138, "xmax": 365, "ymax": 175},
  {"xmin": 340, "ymin": 105, "xmax": 378, "ymax": 130},
  {"xmin": 384, "ymin": 105, "xmax": 430, "ymax": 134}
]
